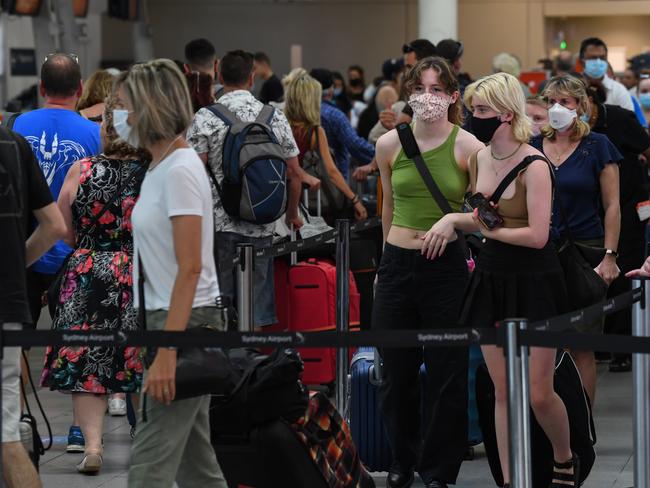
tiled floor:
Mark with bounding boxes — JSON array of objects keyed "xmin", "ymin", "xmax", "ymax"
[{"xmin": 23, "ymin": 313, "xmax": 637, "ymax": 487}]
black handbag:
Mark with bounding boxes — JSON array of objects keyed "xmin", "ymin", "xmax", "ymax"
[
  {"xmin": 555, "ymin": 200, "xmax": 608, "ymax": 310},
  {"xmin": 46, "ymin": 164, "xmax": 147, "ymax": 319},
  {"xmin": 137, "ymin": 259, "xmax": 238, "ymax": 402}
]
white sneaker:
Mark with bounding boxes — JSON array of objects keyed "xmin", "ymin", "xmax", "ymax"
[{"xmin": 107, "ymin": 397, "xmax": 127, "ymax": 416}]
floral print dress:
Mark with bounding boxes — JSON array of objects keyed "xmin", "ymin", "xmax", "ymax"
[{"xmin": 41, "ymin": 156, "xmax": 145, "ymax": 394}]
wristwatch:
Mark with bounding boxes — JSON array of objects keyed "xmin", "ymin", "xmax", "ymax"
[{"xmin": 605, "ymin": 249, "xmax": 618, "ymax": 258}]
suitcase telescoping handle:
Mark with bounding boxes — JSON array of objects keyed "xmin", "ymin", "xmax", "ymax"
[{"xmin": 302, "ymin": 187, "xmax": 322, "ymax": 217}]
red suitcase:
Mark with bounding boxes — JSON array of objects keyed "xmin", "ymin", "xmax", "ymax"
[{"xmin": 272, "ymin": 258, "xmax": 360, "ymax": 386}]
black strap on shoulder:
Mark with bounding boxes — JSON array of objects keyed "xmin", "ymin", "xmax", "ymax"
[
  {"xmin": 396, "ymin": 123, "xmax": 453, "ymax": 214},
  {"xmin": 395, "ymin": 122, "xmax": 469, "ymax": 257},
  {"xmin": 490, "ymin": 155, "xmax": 552, "ymax": 204}
]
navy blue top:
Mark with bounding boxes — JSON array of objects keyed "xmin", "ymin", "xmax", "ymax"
[{"xmin": 530, "ymin": 132, "xmax": 622, "ymax": 241}]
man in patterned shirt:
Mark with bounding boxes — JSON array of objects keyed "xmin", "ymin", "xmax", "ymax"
[{"xmin": 188, "ymin": 50, "xmax": 307, "ymax": 329}]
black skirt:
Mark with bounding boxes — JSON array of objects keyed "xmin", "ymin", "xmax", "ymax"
[{"xmin": 460, "ymin": 239, "xmax": 568, "ymax": 329}]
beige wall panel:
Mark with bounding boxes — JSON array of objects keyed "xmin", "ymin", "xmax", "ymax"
[
  {"xmin": 147, "ymin": 0, "xmax": 416, "ymax": 80},
  {"xmin": 550, "ymin": 15, "xmax": 650, "ymax": 60},
  {"xmin": 459, "ymin": 2, "xmax": 529, "ymax": 78},
  {"xmin": 545, "ymin": 1, "xmax": 650, "ymax": 17}
]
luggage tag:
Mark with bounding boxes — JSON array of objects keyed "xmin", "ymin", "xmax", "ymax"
[{"xmin": 636, "ymin": 200, "xmax": 650, "ymax": 221}]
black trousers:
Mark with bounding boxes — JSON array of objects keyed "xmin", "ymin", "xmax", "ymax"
[
  {"xmin": 25, "ymin": 268, "xmax": 56, "ymax": 328},
  {"xmin": 372, "ymin": 242, "xmax": 469, "ymax": 484}
]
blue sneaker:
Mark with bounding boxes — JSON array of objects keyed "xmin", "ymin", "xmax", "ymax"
[{"xmin": 67, "ymin": 425, "xmax": 85, "ymax": 453}]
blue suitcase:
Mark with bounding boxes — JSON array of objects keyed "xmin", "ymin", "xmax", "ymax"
[{"xmin": 349, "ymin": 345, "xmax": 485, "ymax": 471}]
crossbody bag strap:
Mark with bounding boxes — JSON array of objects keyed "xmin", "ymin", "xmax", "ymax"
[
  {"xmin": 489, "ymin": 155, "xmax": 551, "ymax": 203},
  {"xmin": 395, "ymin": 122, "xmax": 469, "ymax": 257}
]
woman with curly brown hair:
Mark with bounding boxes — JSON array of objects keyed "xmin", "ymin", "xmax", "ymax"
[{"xmin": 40, "ymin": 84, "xmax": 151, "ymax": 475}]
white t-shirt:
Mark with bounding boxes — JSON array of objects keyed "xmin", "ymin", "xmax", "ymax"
[
  {"xmin": 602, "ymin": 76, "xmax": 634, "ymax": 112},
  {"xmin": 132, "ymin": 148, "xmax": 220, "ymax": 311}
]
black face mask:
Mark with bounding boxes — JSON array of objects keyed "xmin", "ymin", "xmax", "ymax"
[
  {"xmin": 349, "ymin": 78, "xmax": 364, "ymax": 88},
  {"xmin": 470, "ymin": 115, "xmax": 504, "ymax": 143}
]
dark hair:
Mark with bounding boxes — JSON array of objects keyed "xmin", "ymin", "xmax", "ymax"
[
  {"xmin": 331, "ymin": 71, "xmax": 344, "ymax": 83},
  {"xmin": 185, "ymin": 38, "xmax": 216, "ymax": 68},
  {"xmin": 579, "ymin": 37, "xmax": 608, "ymax": 60},
  {"xmin": 402, "ymin": 39, "xmax": 437, "ymax": 61},
  {"xmin": 436, "ymin": 39, "xmax": 463, "ymax": 63},
  {"xmin": 348, "ymin": 65, "xmax": 364, "ymax": 77},
  {"xmin": 41, "ymin": 54, "xmax": 81, "ymax": 98},
  {"xmin": 582, "ymin": 77, "xmax": 607, "ymax": 105},
  {"xmin": 219, "ymin": 50, "xmax": 254, "ymax": 87},
  {"xmin": 254, "ymin": 52, "xmax": 271, "ymax": 65},
  {"xmin": 403, "ymin": 56, "xmax": 462, "ymax": 125},
  {"xmin": 310, "ymin": 68, "xmax": 334, "ymax": 90}
]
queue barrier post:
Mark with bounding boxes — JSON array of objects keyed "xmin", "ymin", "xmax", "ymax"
[
  {"xmin": 633, "ymin": 279, "xmax": 650, "ymax": 488},
  {"xmin": 505, "ymin": 319, "xmax": 532, "ymax": 488},
  {"xmin": 335, "ymin": 219, "xmax": 350, "ymax": 414},
  {"xmin": 236, "ymin": 243, "xmax": 254, "ymax": 333}
]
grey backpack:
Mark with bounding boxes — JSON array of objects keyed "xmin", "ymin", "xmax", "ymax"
[{"xmin": 205, "ymin": 104, "xmax": 288, "ymax": 224}]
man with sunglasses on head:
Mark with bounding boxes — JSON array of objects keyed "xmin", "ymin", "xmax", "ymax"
[{"xmin": 12, "ymin": 52, "xmax": 100, "ymax": 454}]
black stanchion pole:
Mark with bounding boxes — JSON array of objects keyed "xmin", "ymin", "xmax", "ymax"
[
  {"xmin": 633, "ymin": 279, "xmax": 650, "ymax": 488},
  {"xmin": 0, "ymin": 324, "xmax": 4, "ymax": 488},
  {"xmin": 236, "ymin": 244, "xmax": 254, "ymax": 333},
  {"xmin": 335, "ymin": 219, "xmax": 350, "ymax": 414},
  {"xmin": 504, "ymin": 319, "xmax": 531, "ymax": 488}
]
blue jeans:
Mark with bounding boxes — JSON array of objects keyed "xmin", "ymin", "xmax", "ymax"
[{"xmin": 214, "ymin": 232, "xmax": 276, "ymax": 327}]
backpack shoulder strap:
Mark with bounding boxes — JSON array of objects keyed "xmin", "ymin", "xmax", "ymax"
[
  {"xmin": 205, "ymin": 103, "xmax": 239, "ymax": 126},
  {"xmin": 490, "ymin": 155, "xmax": 553, "ymax": 204},
  {"xmin": 255, "ymin": 104, "xmax": 275, "ymax": 125}
]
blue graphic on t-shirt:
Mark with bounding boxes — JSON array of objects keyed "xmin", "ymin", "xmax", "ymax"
[{"xmin": 13, "ymin": 108, "xmax": 100, "ymax": 274}]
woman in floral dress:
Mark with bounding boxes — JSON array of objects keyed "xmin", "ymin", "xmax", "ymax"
[{"xmin": 40, "ymin": 92, "xmax": 151, "ymax": 474}]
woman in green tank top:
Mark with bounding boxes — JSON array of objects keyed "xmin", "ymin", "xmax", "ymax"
[{"xmin": 372, "ymin": 57, "xmax": 483, "ymax": 488}]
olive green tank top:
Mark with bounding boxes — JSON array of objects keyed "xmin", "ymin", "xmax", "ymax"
[{"xmin": 391, "ymin": 125, "xmax": 468, "ymax": 231}]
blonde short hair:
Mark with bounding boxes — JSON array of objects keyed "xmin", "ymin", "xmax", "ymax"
[
  {"xmin": 283, "ymin": 68, "xmax": 322, "ymax": 128},
  {"xmin": 464, "ymin": 73, "xmax": 532, "ymax": 143},
  {"xmin": 77, "ymin": 70, "xmax": 115, "ymax": 111},
  {"xmin": 492, "ymin": 52, "xmax": 521, "ymax": 78},
  {"xmin": 119, "ymin": 59, "xmax": 193, "ymax": 148},
  {"xmin": 541, "ymin": 75, "xmax": 590, "ymax": 141}
]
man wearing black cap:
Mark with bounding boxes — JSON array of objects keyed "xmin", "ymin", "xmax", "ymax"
[{"xmin": 310, "ymin": 68, "xmax": 375, "ymax": 181}]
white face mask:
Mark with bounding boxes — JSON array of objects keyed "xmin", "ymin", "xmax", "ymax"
[
  {"xmin": 548, "ymin": 103, "xmax": 577, "ymax": 131},
  {"xmin": 113, "ymin": 109, "xmax": 139, "ymax": 147}
]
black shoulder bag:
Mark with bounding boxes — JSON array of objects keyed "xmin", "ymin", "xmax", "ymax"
[
  {"xmin": 396, "ymin": 123, "xmax": 473, "ymax": 267},
  {"xmin": 486, "ymin": 153, "xmax": 607, "ymax": 310},
  {"xmin": 47, "ymin": 163, "xmax": 147, "ymax": 319}
]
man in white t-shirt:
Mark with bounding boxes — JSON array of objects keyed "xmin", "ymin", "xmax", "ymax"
[
  {"xmin": 579, "ymin": 37, "xmax": 634, "ymax": 112},
  {"xmin": 187, "ymin": 50, "xmax": 306, "ymax": 329}
]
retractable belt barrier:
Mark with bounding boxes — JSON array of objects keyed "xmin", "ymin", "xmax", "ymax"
[{"xmin": 1, "ymin": 285, "xmax": 647, "ymax": 353}]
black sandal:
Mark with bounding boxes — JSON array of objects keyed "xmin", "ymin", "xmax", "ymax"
[{"xmin": 550, "ymin": 453, "xmax": 580, "ymax": 487}]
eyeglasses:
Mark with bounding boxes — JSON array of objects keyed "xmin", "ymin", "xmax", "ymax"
[{"xmin": 44, "ymin": 53, "xmax": 79, "ymax": 64}]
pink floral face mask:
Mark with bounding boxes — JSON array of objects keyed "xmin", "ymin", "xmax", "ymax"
[{"xmin": 408, "ymin": 92, "xmax": 451, "ymax": 122}]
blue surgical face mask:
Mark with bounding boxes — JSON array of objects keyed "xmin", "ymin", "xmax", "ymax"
[
  {"xmin": 333, "ymin": 87, "xmax": 343, "ymax": 97},
  {"xmin": 583, "ymin": 58, "xmax": 608, "ymax": 79},
  {"xmin": 113, "ymin": 109, "xmax": 138, "ymax": 147},
  {"xmin": 580, "ymin": 113, "xmax": 590, "ymax": 123},
  {"xmin": 639, "ymin": 93, "xmax": 650, "ymax": 110}
]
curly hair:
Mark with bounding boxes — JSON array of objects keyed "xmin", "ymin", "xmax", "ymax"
[{"xmin": 541, "ymin": 75, "xmax": 591, "ymax": 142}]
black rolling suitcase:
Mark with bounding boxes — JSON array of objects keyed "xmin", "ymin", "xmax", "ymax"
[{"xmin": 476, "ymin": 350, "xmax": 596, "ymax": 487}]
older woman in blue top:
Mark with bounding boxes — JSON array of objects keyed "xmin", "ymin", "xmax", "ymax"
[{"xmin": 532, "ymin": 75, "xmax": 622, "ymax": 405}]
